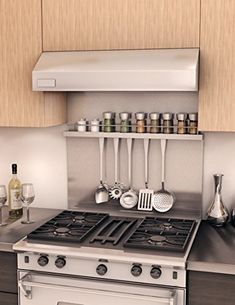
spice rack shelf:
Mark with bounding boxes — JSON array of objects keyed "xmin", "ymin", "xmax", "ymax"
[{"xmin": 64, "ymin": 131, "xmax": 203, "ymax": 141}]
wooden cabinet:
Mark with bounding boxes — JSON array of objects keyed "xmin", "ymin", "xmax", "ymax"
[
  {"xmin": 42, "ymin": 0, "xmax": 200, "ymax": 51},
  {"xmin": 0, "ymin": 252, "xmax": 17, "ymax": 305},
  {"xmin": 187, "ymin": 271, "xmax": 235, "ymax": 305},
  {"xmin": 198, "ymin": 0, "xmax": 235, "ymax": 132},
  {"xmin": 0, "ymin": 0, "xmax": 67, "ymax": 127}
]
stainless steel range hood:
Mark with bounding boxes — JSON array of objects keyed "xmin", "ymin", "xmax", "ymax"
[{"xmin": 32, "ymin": 49, "xmax": 199, "ymax": 92}]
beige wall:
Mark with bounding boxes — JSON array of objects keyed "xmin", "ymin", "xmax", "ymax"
[
  {"xmin": 0, "ymin": 125, "xmax": 67, "ymax": 209},
  {"xmin": 0, "ymin": 94, "xmax": 234, "ymax": 218}
]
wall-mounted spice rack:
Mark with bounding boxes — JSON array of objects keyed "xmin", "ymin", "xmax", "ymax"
[{"xmin": 64, "ymin": 131, "xmax": 203, "ymax": 141}]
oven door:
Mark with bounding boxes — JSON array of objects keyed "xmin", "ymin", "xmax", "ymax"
[{"xmin": 19, "ymin": 272, "xmax": 185, "ymax": 305}]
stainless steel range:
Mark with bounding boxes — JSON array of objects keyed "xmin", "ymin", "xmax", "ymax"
[{"xmin": 13, "ymin": 210, "xmax": 200, "ymax": 305}]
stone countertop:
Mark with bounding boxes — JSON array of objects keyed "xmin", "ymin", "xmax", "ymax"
[
  {"xmin": 187, "ymin": 221, "xmax": 235, "ymax": 275},
  {"xmin": 0, "ymin": 207, "xmax": 61, "ymax": 252}
]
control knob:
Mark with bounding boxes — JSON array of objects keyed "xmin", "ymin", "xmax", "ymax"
[
  {"xmin": 37, "ymin": 255, "xmax": 49, "ymax": 267},
  {"xmin": 55, "ymin": 257, "xmax": 66, "ymax": 269},
  {"xmin": 131, "ymin": 264, "xmax": 142, "ymax": 277},
  {"xmin": 150, "ymin": 267, "xmax": 162, "ymax": 279},
  {"xmin": 96, "ymin": 264, "xmax": 108, "ymax": 276}
]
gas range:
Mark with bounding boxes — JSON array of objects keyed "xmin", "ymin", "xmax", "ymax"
[{"xmin": 14, "ymin": 210, "xmax": 200, "ymax": 305}]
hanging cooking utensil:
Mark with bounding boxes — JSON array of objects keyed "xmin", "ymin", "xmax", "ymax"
[
  {"xmin": 152, "ymin": 139, "xmax": 175, "ymax": 212},
  {"xmin": 137, "ymin": 138, "xmax": 153, "ymax": 211},
  {"xmin": 95, "ymin": 137, "xmax": 109, "ymax": 204},
  {"xmin": 120, "ymin": 138, "xmax": 138, "ymax": 209},
  {"xmin": 109, "ymin": 138, "xmax": 124, "ymax": 200}
]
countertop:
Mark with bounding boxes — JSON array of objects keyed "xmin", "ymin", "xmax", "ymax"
[
  {"xmin": 0, "ymin": 207, "xmax": 61, "ymax": 252},
  {"xmin": 187, "ymin": 221, "xmax": 235, "ymax": 275}
]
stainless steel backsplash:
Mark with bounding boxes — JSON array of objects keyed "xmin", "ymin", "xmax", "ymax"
[{"xmin": 67, "ymin": 92, "xmax": 203, "ymax": 218}]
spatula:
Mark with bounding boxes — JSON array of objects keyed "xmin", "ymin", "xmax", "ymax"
[{"xmin": 137, "ymin": 138, "xmax": 153, "ymax": 211}]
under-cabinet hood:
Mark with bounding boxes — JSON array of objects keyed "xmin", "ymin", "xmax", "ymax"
[{"xmin": 32, "ymin": 49, "xmax": 199, "ymax": 92}]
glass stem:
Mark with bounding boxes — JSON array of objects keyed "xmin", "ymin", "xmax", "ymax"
[
  {"xmin": 26, "ymin": 205, "xmax": 30, "ymax": 223},
  {"xmin": 0, "ymin": 207, "xmax": 2, "ymax": 225}
]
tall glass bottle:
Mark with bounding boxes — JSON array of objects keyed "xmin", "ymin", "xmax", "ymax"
[
  {"xmin": 8, "ymin": 164, "xmax": 23, "ymax": 219},
  {"xmin": 207, "ymin": 174, "xmax": 229, "ymax": 227}
]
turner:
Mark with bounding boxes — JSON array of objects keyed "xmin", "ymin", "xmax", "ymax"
[{"xmin": 137, "ymin": 138, "xmax": 153, "ymax": 211}]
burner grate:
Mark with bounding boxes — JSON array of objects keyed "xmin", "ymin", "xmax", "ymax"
[
  {"xmin": 124, "ymin": 217, "xmax": 196, "ymax": 252},
  {"xmin": 90, "ymin": 218, "xmax": 137, "ymax": 245},
  {"xmin": 27, "ymin": 211, "xmax": 108, "ymax": 243}
]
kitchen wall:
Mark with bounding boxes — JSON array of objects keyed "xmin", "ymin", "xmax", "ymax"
[
  {"xmin": 0, "ymin": 98, "xmax": 234, "ymax": 218},
  {"xmin": 0, "ymin": 126, "xmax": 67, "ymax": 209}
]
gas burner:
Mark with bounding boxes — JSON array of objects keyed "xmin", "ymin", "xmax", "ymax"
[
  {"xmin": 159, "ymin": 223, "xmax": 172, "ymax": 230},
  {"xmin": 54, "ymin": 227, "xmax": 70, "ymax": 235},
  {"xmin": 73, "ymin": 215, "xmax": 86, "ymax": 223},
  {"xmin": 148, "ymin": 235, "xmax": 166, "ymax": 245},
  {"xmin": 27, "ymin": 211, "xmax": 109, "ymax": 243}
]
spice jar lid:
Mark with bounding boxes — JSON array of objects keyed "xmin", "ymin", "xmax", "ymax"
[
  {"xmin": 189, "ymin": 113, "xmax": 198, "ymax": 121},
  {"xmin": 177, "ymin": 113, "xmax": 188, "ymax": 121},
  {"xmin": 103, "ymin": 112, "xmax": 115, "ymax": 119},
  {"xmin": 149, "ymin": 112, "xmax": 161, "ymax": 120},
  {"xmin": 135, "ymin": 112, "xmax": 146, "ymax": 120},
  {"xmin": 77, "ymin": 118, "xmax": 87, "ymax": 125},
  {"xmin": 91, "ymin": 118, "xmax": 100, "ymax": 125},
  {"xmin": 119, "ymin": 112, "xmax": 132, "ymax": 120},
  {"xmin": 162, "ymin": 112, "xmax": 173, "ymax": 120}
]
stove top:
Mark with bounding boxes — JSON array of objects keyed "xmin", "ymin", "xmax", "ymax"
[{"xmin": 27, "ymin": 210, "xmax": 196, "ymax": 253}]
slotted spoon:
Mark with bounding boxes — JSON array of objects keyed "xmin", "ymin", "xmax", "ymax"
[
  {"xmin": 152, "ymin": 139, "xmax": 175, "ymax": 212},
  {"xmin": 137, "ymin": 138, "xmax": 153, "ymax": 211}
]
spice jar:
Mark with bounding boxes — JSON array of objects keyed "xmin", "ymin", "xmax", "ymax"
[
  {"xmin": 162, "ymin": 112, "xmax": 174, "ymax": 134},
  {"xmin": 189, "ymin": 113, "xmax": 198, "ymax": 135},
  {"xmin": 149, "ymin": 112, "xmax": 161, "ymax": 133},
  {"xmin": 176, "ymin": 113, "xmax": 188, "ymax": 134},
  {"xmin": 103, "ymin": 112, "xmax": 116, "ymax": 132},
  {"xmin": 77, "ymin": 118, "xmax": 87, "ymax": 132},
  {"xmin": 119, "ymin": 112, "xmax": 132, "ymax": 133},
  {"xmin": 90, "ymin": 119, "xmax": 101, "ymax": 132},
  {"xmin": 135, "ymin": 112, "xmax": 147, "ymax": 133}
]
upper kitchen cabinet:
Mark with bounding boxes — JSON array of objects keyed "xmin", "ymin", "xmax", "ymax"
[
  {"xmin": 42, "ymin": 0, "xmax": 200, "ymax": 51},
  {"xmin": 0, "ymin": 0, "xmax": 66, "ymax": 127},
  {"xmin": 198, "ymin": 0, "xmax": 235, "ymax": 131}
]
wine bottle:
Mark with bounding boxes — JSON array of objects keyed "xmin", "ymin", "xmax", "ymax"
[{"xmin": 8, "ymin": 164, "xmax": 23, "ymax": 219}]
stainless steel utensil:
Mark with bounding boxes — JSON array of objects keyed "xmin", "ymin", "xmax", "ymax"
[
  {"xmin": 152, "ymin": 139, "xmax": 175, "ymax": 212},
  {"xmin": 95, "ymin": 137, "xmax": 109, "ymax": 204},
  {"xmin": 120, "ymin": 138, "xmax": 138, "ymax": 209},
  {"xmin": 109, "ymin": 138, "xmax": 123, "ymax": 200},
  {"xmin": 137, "ymin": 138, "xmax": 153, "ymax": 211}
]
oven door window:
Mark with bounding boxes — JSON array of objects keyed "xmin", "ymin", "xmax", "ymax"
[{"xmin": 19, "ymin": 273, "xmax": 184, "ymax": 305}]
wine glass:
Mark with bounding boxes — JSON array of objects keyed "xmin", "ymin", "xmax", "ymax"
[
  {"xmin": 0, "ymin": 185, "xmax": 7, "ymax": 226},
  {"xmin": 21, "ymin": 183, "xmax": 35, "ymax": 224}
]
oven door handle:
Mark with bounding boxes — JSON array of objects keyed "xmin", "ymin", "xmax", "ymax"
[{"xmin": 19, "ymin": 276, "xmax": 177, "ymax": 304}]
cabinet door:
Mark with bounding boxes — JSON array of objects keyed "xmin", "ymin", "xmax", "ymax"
[
  {"xmin": 187, "ymin": 271, "xmax": 235, "ymax": 305},
  {"xmin": 0, "ymin": 0, "xmax": 66, "ymax": 127},
  {"xmin": 0, "ymin": 252, "xmax": 17, "ymax": 293},
  {"xmin": 198, "ymin": 0, "xmax": 235, "ymax": 131},
  {"xmin": 0, "ymin": 292, "xmax": 17, "ymax": 305},
  {"xmin": 42, "ymin": 0, "xmax": 200, "ymax": 51}
]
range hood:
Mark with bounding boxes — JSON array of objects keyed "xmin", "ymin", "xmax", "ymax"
[{"xmin": 32, "ymin": 49, "xmax": 199, "ymax": 92}]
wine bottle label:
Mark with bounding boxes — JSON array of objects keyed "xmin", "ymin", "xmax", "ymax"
[{"xmin": 10, "ymin": 189, "xmax": 22, "ymax": 210}]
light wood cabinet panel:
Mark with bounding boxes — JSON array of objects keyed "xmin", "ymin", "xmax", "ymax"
[
  {"xmin": 42, "ymin": 0, "xmax": 200, "ymax": 51},
  {"xmin": 0, "ymin": 0, "xmax": 66, "ymax": 127},
  {"xmin": 198, "ymin": 0, "xmax": 235, "ymax": 131}
]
